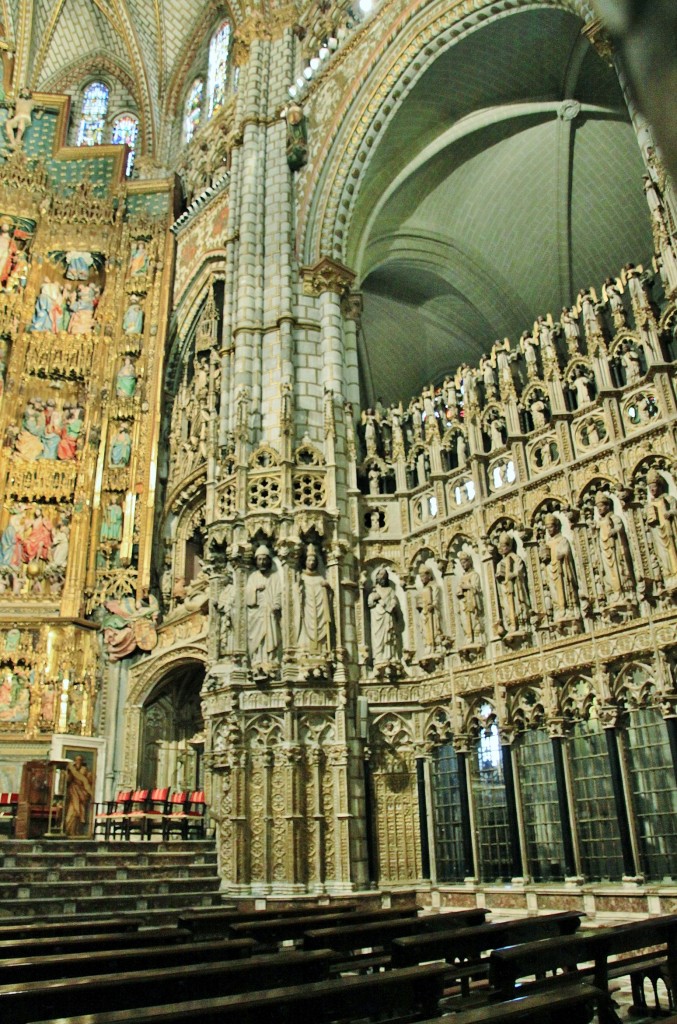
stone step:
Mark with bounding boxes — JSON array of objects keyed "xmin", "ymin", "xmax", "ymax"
[
  {"xmin": 0, "ymin": 875, "xmax": 221, "ymax": 900},
  {"xmin": 0, "ymin": 864, "xmax": 215, "ymax": 882},
  {"xmin": 0, "ymin": 888, "xmax": 223, "ymax": 919},
  {"xmin": 0, "ymin": 840, "xmax": 215, "ymax": 855}
]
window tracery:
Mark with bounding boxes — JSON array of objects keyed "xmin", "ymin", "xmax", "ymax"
[
  {"xmin": 183, "ymin": 79, "xmax": 203, "ymax": 143},
  {"xmin": 207, "ymin": 21, "xmax": 231, "ymax": 117},
  {"xmin": 77, "ymin": 81, "xmax": 109, "ymax": 147}
]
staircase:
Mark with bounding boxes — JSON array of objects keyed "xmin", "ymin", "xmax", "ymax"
[{"xmin": 0, "ymin": 839, "xmax": 223, "ymax": 923}]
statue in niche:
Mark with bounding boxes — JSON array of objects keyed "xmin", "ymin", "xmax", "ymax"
[
  {"xmin": 361, "ymin": 408, "xmax": 379, "ymax": 458},
  {"xmin": 368, "ymin": 567, "xmax": 403, "ymax": 670},
  {"xmin": 415, "ymin": 564, "xmax": 443, "ymax": 658},
  {"xmin": 539, "ymin": 515, "xmax": 580, "ymax": 622},
  {"xmin": 571, "ymin": 368, "xmax": 593, "ymax": 408},
  {"xmin": 116, "ymin": 356, "xmax": 137, "ymax": 399},
  {"xmin": 537, "ymin": 316, "xmax": 557, "ymax": 368},
  {"xmin": 481, "ymin": 356, "xmax": 497, "ymax": 397},
  {"xmin": 578, "ymin": 288, "xmax": 602, "ymax": 338},
  {"xmin": 246, "ymin": 544, "xmax": 282, "ymax": 674},
  {"xmin": 128, "ymin": 241, "xmax": 149, "ymax": 278},
  {"xmin": 67, "ymin": 282, "xmax": 99, "ymax": 334},
  {"xmin": 645, "ymin": 469, "xmax": 677, "ymax": 588},
  {"xmin": 30, "ymin": 282, "xmax": 65, "ymax": 332},
  {"xmin": 217, "ymin": 568, "xmax": 235, "ymax": 657},
  {"xmin": 456, "ymin": 431, "xmax": 468, "ymax": 469},
  {"xmin": 51, "ymin": 515, "xmax": 69, "ymax": 572},
  {"xmin": 530, "ymin": 397, "xmax": 547, "ymax": 429},
  {"xmin": 456, "ymin": 552, "xmax": 484, "ymax": 648},
  {"xmin": 593, "ymin": 492, "xmax": 636, "ymax": 607},
  {"xmin": 123, "ymin": 296, "xmax": 144, "ymax": 335},
  {"xmin": 489, "ymin": 416, "xmax": 505, "ymax": 451},
  {"xmin": 495, "ymin": 532, "xmax": 530, "ymax": 635},
  {"xmin": 0, "ymin": 220, "xmax": 17, "ymax": 286},
  {"xmin": 109, "ymin": 424, "xmax": 132, "ymax": 467},
  {"xmin": 296, "ymin": 543, "xmax": 332, "ymax": 658},
  {"xmin": 620, "ymin": 341, "xmax": 642, "ymax": 385},
  {"xmin": 100, "ymin": 501, "xmax": 123, "ymax": 543}
]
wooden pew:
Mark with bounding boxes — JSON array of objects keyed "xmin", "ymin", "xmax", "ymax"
[
  {"xmin": 0, "ymin": 926, "xmax": 192, "ymax": 960},
  {"xmin": 31, "ymin": 962, "xmax": 448, "ymax": 1024},
  {"xmin": 489, "ymin": 914, "xmax": 677, "ymax": 1020},
  {"xmin": 0, "ymin": 947, "xmax": 338, "ymax": 1023},
  {"xmin": 0, "ymin": 916, "xmax": 144, "ymax": 942},
  {"xmin": 0, "ymin": 937, "xmax": 256, "ymax": 985},
  {"xmin": 178, "ymin": 901, "xmax": 360, "ymax": 939},
  {"xmin": 415, "ymin": 984, "xmax": 607, "ymax": 1024},
  {"xmin": 228, "ymin": 904, "xmax": 420, "ymax": 946},
  {"xmin": 391, "ymin": 911, "xmax": 584, "ymax": 995},
  {"xmin": 303, "ymin": 907, "xmax": 489, "ymax": 954}
]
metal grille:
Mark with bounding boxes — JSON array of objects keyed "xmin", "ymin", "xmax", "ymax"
[
  {"xmin": 470, "ymin": 724, "xmax": 512, "ymax": 882},
  {"xmin": 569, "ymin": 719, "xmax": 624, "ymax": 880},
  {"xmin": 624, "ymin": 706, "xmax": 677, "ymax": 881},
  {"xmin": 517, "ymin": 729, "xmax": 565, "ymax": 881},
  {"xmin": 431, "ymin": 743, "xmax": 465, "ymax": 881}
]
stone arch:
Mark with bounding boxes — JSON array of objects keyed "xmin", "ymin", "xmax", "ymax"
[
  {"xmin": 298, "ymin": 0, "xmax": 595, "ymax": 265},
  {"xmin": 122, "ymin": 644, "xmax": 208, "ymax": 786}
]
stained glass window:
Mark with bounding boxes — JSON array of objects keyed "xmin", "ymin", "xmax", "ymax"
[
  {"xmin": 431, "ymin": 743, "xmax": 465, "ymax": 882},
  {"xmin": 207, "ymin": 21, "xmax": 231, "ymax": 116},
  {"xmin": 568, "ymin": 718, "xmax": 624, "ymax": 880},
  {"xmin": 183, "ymin": 79, "xmax": 203, "ymax": 143},
  {"xmin": 77, "ymin": 81, "xmax": 110, "ymax": 146},
  {"xmin": 112, "ymin": 114, "xmax": 139, "ymax": 176},
  {"xmin": 517, "ymin": 729, "xmax": 565, "ymax": 881},
  {"xmin": 471, "ymin": 715, "xmax": 512, "ymax": 882},
  {"xmin": 624, "ymin": 706, "xmax": 677, "ymax": 880}
]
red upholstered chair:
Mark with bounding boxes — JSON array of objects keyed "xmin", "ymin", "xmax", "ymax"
[
  {"xmin": 93, "ymin": 789, "xmax": 132, "ymax": 840},
  {"xmin": 0, "ymin": 793, "xmax": 19, "ymax": 836},
  {"xmin": 184, "ymin": 790, "xmax": 207, "ymax": 839},
  {"xmin": 161, "ymin": 791, "xmax": 189, "ymax": 841},
  {"xmin": 122, "ymin": 788, "xmax": 150, "ymax": 840},
  {"xmin": 142, "ymin": 787, "xmax": 171, "ymax": 840}
]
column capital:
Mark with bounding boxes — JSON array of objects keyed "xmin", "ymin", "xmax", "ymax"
[
  {"xmin": 301, "ymin": 257, "xmax": 356, "ymax": 297},
  {"xmin": 581, "ymin": 18, "xmax": 614, "ymax": 66}
]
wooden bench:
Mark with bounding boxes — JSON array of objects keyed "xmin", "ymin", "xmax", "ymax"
[
  {"xmin": 303, "ymin": 907, "xmax": 489, "ymax": 954},
  {"xmin": 228, "ymin": 904, "xmax": 420, "ymax": 946},
  {"xmin": 0, "ymin": 916, "xmax": 144, "ymax": 942},
  {"xmin": 0, "ymin": 947, "xmax": 338, "ymax": 1023},
  {"xmin": 177, "ymin": 901, "xmax": 359, "ymax": 939},
  {"xmin": 31, "ymin": 962, "xmax": 448, "ymax": 1024},
  {"xmin": 0, "ymin": 926, "xmax": 193, "ymax": 960},
  {"xmin": 416, "ymin": 983, "xmax": 607, "ymax": 1024},
  {"xmin": 391, "ymin": 911, "xmax": 584, "ymax": 996},
  {"xmin": 489, "ymin": 913, "xmax": 677, "ymax": 1020},
  {"xmin": 0, "ymin": 937, "xmax": 256, "ymax": 985}
]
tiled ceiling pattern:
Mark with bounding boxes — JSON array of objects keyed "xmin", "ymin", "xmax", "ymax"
[
  {"xmin": 23, "ymin": 0, "xmax": 228, "ymax": 151},
  {"xmin": 355, "ymin": 6, "xmax": 654, "ymax": 404}
]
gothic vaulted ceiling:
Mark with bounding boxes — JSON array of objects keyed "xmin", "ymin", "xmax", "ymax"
[
  {"xmin": 4, "ymin": 0, "xmax": 232, "ymax": 156},
  {"xmin": 351, "ymin": 5, "xmax": 654, "ymax": 407}
]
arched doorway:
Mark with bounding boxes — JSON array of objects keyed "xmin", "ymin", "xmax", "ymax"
[{"xmin": 138, "ymin": 663, "xmax": 205, "ymax": 791}]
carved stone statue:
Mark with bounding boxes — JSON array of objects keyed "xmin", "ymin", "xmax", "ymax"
[
  {"xmin": 620, "ymin": 342, "xmax": 642, "ymax": 385},
  {"xmin": 594, "ymin": 493, "xmax": 636, "ymax": 607},
  {"xmin": 368, "ymin": 566, "xmax": 403, "ymax": 668},
  {"xmin": 456, "ymin": 431, "xmax": 468, "ymax": 469},
  {"xmin": 296, "ymin": 543, "xmax": 332, "ymax": 657},
  {"xmin": 5, "ymin": 88, "xmax": 36, "ymax": 149},
  {"xmin": 217, "ymin": 569, "xmax": 236, "ymax": 656},
  {"xmin": 495, "ymin": 532, "xmax": 530, "ymax": 635},
  {"xmin": 456, "ymin": 552, "xmax": 484, "ymax": 647},
  {"xmin": 530, "ymin": 397, "xmax": 547, "ymax": 429},
  {"xmin": 415, "ymin": 564, "xmax": 443, "ymax": 657},
  {"xmin": 489, "ymin": 416, "xmax": 505, "ymax": 452},
  {"xmin": 246, "ymin": 544, "xmax": 282, "ymax": 674},
  {"xmin": 572, "ymin": 369, "xmax": 593, "ymax": 408},
  {"xmin": 539, "ymin": 515, "xmax": 580, "ymax": 622},
  {"xmin": 646, "ymin": 469, "xmax": 677, "ymax": 588}
]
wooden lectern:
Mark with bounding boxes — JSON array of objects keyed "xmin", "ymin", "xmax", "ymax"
[{"xmin": 14, "ymin": 760, "xmax": 66, "ymax": 839}]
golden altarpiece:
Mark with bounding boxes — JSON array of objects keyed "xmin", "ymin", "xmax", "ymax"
[{"xmin": 1, "ymin": 2, "xmax": 677, "ymax": 920}]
